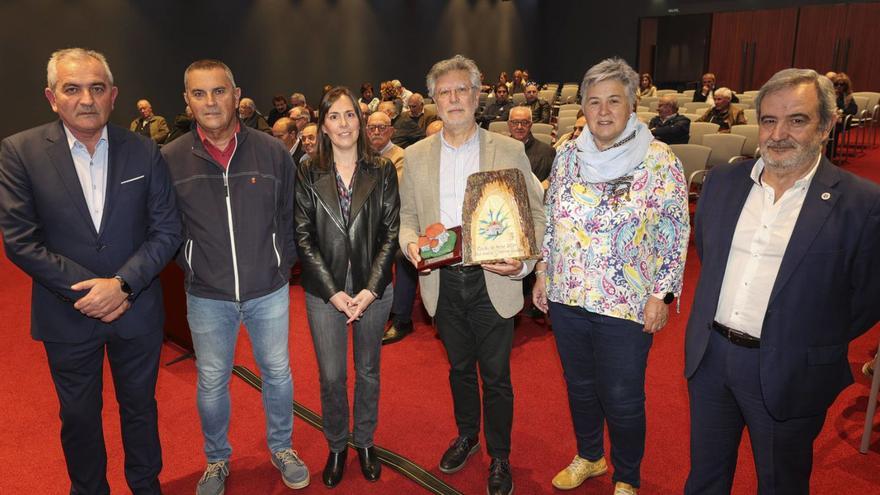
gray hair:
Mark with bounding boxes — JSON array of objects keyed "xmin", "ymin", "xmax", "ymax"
[
  {"xmin": 239, "ymin": 98, "xmax": 255, "ymax": 108},
  {"xmin": 407, "ymin": 93, "xmax": 424, "ymax": 105},
  {"xmin": 425, "ymin": 54, "xmax": 481, "ymax": 99},
  {"xmin": 580, "ymin": 57, "xmax": 639, "ymax": 109},
  {"xmin": 755, "ymin": 68, "xmax": 837, "ymax": 131},
  {"xmin": 714, "ymin": 87, "xmax": 733, "ymax": 100},
  {"xmin": 184, "ymin": 59, "xmax": 236, "ymax": 89},
  {"xmin": 508, "ymin": 105, "xmax": 533, "ymax": 122},
  {"xmin": 47, "ymin": 48, "xmax": 114, "ymax": 90}
]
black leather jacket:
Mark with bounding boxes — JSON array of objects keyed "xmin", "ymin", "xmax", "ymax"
[{"xmin": 294, "ymin": 156, "xmax": 399, "ymax": 301}]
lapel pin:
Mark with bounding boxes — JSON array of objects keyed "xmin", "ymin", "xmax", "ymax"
[{"xmin": 820, "ymin": 192, "xmax": 831, "ymax": 201}]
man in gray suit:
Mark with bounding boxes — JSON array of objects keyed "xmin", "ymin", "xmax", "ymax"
[{"xmin": 398, "ymin": 54, "xmax": 545, "ymax": 495}]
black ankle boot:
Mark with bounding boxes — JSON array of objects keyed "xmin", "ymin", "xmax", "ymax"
[
  {"xmin": 322, "ymin": 449, "xmax": 347, "ymax": 487},
  {"xmin": 356, "ymin": 446, "xmax": 382, "ymax": 481}
]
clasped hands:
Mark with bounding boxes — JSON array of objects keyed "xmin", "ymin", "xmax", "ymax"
[
  {"xmin": 330, "ymin": 289, "xmax": 377, "ymax": 324},
  {"xmin": 71, "ymin": 278, "xmax": 130, "ymax": 323}
]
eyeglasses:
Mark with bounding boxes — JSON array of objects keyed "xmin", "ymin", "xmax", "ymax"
[
  {"xmin": 508, "ymin": 120, "xmax": 531, "ymax": 128},
  {"xmin": 366, "ymin": 124, "xmax": 390, "ymax": 132},
  {"xmin": 833, "ymin": 82, "xmax": 846, "ymax": 88},
  {"xmin": 435, "ymin": 85, "xmax": 475, "ymax": 101}
]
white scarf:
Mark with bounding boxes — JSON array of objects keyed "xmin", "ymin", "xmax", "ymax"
[{"xmin": 575, "ymin": 113, "xmax": 653, "ymax": 183}]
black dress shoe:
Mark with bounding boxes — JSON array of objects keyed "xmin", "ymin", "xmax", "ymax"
[
  {"xmin": 322, "ymin": 449, "xmax": 347, "ymax": 487},
  {"xmin": 439, "ymin": 435, "xmax": 480, "ymax": 474},
  {"xmin": 382, "ymin": 319, "xmax": 413, "ymax": 345},
  {"xmin": 355, "ymin": 446, "xmax": 382, "ymax": 481},
  {"xmin": 487, "ymin": 458, "xmax": 513, "ymax": 495}
]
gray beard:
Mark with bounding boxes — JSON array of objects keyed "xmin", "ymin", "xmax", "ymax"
[{"xmin": 761, "ymin": 137, "xmax": 823, "ymax": 173}]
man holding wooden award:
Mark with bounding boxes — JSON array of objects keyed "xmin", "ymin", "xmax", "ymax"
[{"xmin": 398, "ymin": 54, "xmax": 546, "ymax": 495}]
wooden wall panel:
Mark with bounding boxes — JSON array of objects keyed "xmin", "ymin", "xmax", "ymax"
[
  {"xmin": 749, "ymin": 8, "xmax": 798, "ymax": 90},
  {"xmin": 793, "ymin": 4, "xmax": 848, "ymax": 73}
]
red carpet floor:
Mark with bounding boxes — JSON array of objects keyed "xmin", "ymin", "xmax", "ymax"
[{"xmin": 2, "ymin": 148, "xmax": 879, "ymax": 494}]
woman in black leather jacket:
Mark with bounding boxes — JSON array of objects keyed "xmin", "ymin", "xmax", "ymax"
[{"xmin": 294, "ymin": 86, "xmax": 399, "ymax": 488}]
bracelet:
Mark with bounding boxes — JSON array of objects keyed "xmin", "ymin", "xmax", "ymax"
[{"xmin": 534, "ymin": 270, "xmax": 546, "ymax": 275}]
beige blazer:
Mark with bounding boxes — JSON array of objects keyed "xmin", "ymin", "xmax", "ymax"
[
  {"xmin": 399, "ymin": 127, "xmax": 546, "ymax": 318},
  {"xmin": 382, "ymin": 143, "xmax": 406, "ymax": 181}
]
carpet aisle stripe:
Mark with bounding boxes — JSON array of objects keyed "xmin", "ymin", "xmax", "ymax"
[{"xmin": 232, "ymin": 365, "xmax": 464, "ymax": 495}]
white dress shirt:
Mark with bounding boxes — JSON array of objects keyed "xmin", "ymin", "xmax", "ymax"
[
  {"xmin": 438, "ymin": 127, "xmax": 480, "ymax": 229},
  {"xmin": 64, "ymin": 125, "xmax": 109, "ymax": 231},
  {"xmin": 714, "ymin": 155, "xmax": 821, "ymax": 337}
]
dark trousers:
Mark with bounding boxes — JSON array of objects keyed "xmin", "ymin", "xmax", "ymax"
[
  {"xmin": 390, "ymin": 250, "xmax": 417, "ymax": 322},
  {"xmin": 685, "ymin": 330, "xmax": 826, "ymax": 495},
  {"xmin": 434, "ymin": 268, "xmax": 514, "ymax": 459},
  {"xmin": 549, "ymin": 302, "xmax": 652, "ymax": 488},
  {"xmin": 43, "ymin": 327, "xmax": 164, "ymax": 495}
]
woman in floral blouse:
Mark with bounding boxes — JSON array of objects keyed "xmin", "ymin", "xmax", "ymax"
[{"xmin": 533, "ymin": 58, "xmax": 689, "ymax": 495}]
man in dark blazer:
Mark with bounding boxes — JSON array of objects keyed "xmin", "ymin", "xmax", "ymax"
[
  {"xmin": 684, "ymin": 68, "xmax": 880, "ymax": 494},
  {"xmin": 0, "ymin": 48, "xmax": 181, "ymax": 494},
  {"xmin": 648, "ymin": 94, "xmax": 690, "ymax": 145}
]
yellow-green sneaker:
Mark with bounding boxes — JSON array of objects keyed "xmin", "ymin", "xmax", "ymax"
[
  {"xmin": 551, "ymin": 455, "xmax": 607, "ymax": 490},
  {"xmin": 614, "ymin": 481, "xmax": 639, "ymax": 495}
]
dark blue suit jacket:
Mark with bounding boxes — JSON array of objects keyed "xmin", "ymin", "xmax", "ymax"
[
  {"xmin": 0, "ymin": 121, "xmax": 182, "ymax": 343},
  {"xmin": 685, "ymin": 157, "xmax": 880, "ymax": 420}
]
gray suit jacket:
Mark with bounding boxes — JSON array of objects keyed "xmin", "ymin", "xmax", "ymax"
[{"xmin": 399, "ymin": 127, "xmax": 546, "ymax": 318}]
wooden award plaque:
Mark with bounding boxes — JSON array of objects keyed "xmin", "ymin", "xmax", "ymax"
[{"xmin": 461, "ymin": 168, "xmax": 539, "ymax": 265}]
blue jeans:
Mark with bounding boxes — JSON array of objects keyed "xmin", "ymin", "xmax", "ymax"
[
  {"xmin": 187, "ymin": 285, "xmax": 294, "ymax": 462},
  {"xmin": 549, "ymin": 302, "xmax": 653, "ymax": 488},
  {"xmin": 304, "ymin": 282, "xmax": 393, "ymax": 452}
]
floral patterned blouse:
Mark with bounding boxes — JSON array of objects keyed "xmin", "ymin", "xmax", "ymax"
[{"xmin": 541, "ymin": 140, "xmax": 690, "ymax": 324}]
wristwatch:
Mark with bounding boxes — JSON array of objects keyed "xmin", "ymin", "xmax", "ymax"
[
  {"xmin": 114, "ymin": 275, "xmax": 133, "ymax": 299},
  {"xmin": 662, "ymin": 292, "xmax": 675, "ymax": 305}
]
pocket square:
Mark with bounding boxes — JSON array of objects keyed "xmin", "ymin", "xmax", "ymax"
[{"xmin": 120, "ymin": 175, "xmax": 145, "ymax": 184}]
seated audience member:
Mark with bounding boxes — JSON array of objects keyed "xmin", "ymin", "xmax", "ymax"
[
  {"xmin": 359, "ymin": 83, "xmax": 380, "ymax": 113},
  {"xmin": 511, "ymin": 69, "xmax": 526, "ymax": 94},
  {"xmin": 507, "ymin": 106, "xmax": 555, "ymax": 182},
  {"xmin": 299, "ymin": 123, "xmax": 318, "ymax": 164},
  {"xmin": 378, "ymin": 101, "xmax": 398, "ymax": 121},
  {"xmin": 639, "ymin": 74, "xmax": 657, "ymax": 97},
  {"xmin": 380, "ymin": 81, "xmax": 404, "ymax": 117},
  {"xmin": 425, "ymin": 119, "xmax": 443, "ymax": 136},
  {"xmin": 238, "ymin": 98, "xmax": 271, "ymax": 133},
  {"xmin": 271, "ymin": 117, "xmax": 305, "ymax": 164},
  {"xmin": 554, "ymin": 113, "xmax": 586, "ymax": 149},
  {"xmin": 696, "ymin": 87, "xmax": 746, "ymax": 132},
  {"xmin": 499, "ymin": 71, "xmax": 511, "ymax": 91},
  {"xmin": 827, "ymin": 72, "xmax": 859, "ymax": 157},
  {"xmin": 392, "ymin": 93, "xmax": 432, "ymax": 148},
  {"xmin": 290, "ymin": 92, "xmax": 316, "ymax": 121},
  {"xmin": 393, "ymin": 79, "xmax": 413, "ymax": 110},
  {"xmin": 165, "ymin": 105, "xmax": 194, "ymax": 144},
  {"xmin": 693, "ymin": 73, "xmax": 717, "ymax": 102},
  {"xmin": 130, "ymin": 99, "xmax": 170, "ymax": 143},
  {"xmin": 832, "ymin": 72, "xmax": 858, "ymax": 117},
  {"xmin": 267, "ymin": 95, "xmax": 291, "ymax": 127},
  {"xmin": 479, "ymin": 72, "xmax": 493, "ymax": 93},
  {"xmin": 367, "ymin": 111, "xmax": 404, "ymax": 177},
  {"xmin": 649, "ymin": 95, "xmax": 690, "ymax": 144},
  {"xmin": 521, "ymin": 83, "xmax": 551, "ymax": 123},
  {"xmin": 693, "ymin": 73, "xmax": 739, "ymax": 103},
  {"xmin": 288, "ymin": 106, "xmax": 311, "ymax": 132},
  {"xmin": 477, "ymin": 83, "xmax": 514, "ymax": 128}
]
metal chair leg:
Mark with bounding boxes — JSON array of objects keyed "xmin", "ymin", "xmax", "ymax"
[{"xmin": 860, "ymin": 349, "xmax": 880, "ymax": 454}]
